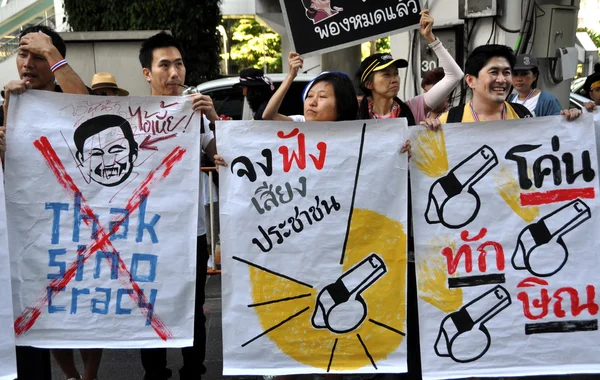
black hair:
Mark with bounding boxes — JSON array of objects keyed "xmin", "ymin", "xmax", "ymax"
[
  {"xmin": 595, "ymin": 63, "xmax": 600, "ymax": 74},
  {"xmin": 584, "ymin": 72, "xmax": 600, "ymax": 96},
  {"xmin": 531, "ymin": 67, "xmax": 540, "ymax": 88},
  {"xmin": 19, "ymin": 25, "xmax": 66, "ymax": 58},
  {"xmin": 465, "ymin": 44, "xmax": 516, "ymax": 77},
  {"xmin": 356, "ymin": 69, "xmax": 378, "ymax": 120},
  {"xmin": 139, "ymin": 31, "xmax": 184, "ymax": 70},
  {"xmin": 355, "ymin": 85, "xmax": 365, "ymax": 97},
  {"xmin": 358, "ymin": 72, "xmax": 374, "ymax": 99},
  {"xmin": 246, "ymin": 86, "xmax": 274, "ymax": 113},
  {"xmin": 531, "ymin": 66, "xmax": 539, "ymax": 88},
  {"xmin": 74, "ymin": 115, "xmax": 138, "ymax": 160},
  {"xmin": 306, "ymin": 72, "xmax": 357, "ymax": 121}
]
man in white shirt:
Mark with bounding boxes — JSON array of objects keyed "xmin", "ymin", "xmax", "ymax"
[{"xmin": 138, "ymin": 31, "xmax": 218, "ymax": 380}]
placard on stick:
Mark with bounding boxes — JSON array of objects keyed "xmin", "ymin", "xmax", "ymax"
[{"xmin": 280, "ymin": 0, "xmax": 421, "ymax": 57}]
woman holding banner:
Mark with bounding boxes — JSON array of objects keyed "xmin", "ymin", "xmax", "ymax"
[{"xmin": 356, "ymin": 10, "xmax": 463, "ymax": 126}]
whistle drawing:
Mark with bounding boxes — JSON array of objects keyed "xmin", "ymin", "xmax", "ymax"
[
  {"xmin": 434, "ymin": 285, "xmax": 511, "ymax": 363},
  {"xmin": 425, "ymin": 145, "xmax": 498, "ymax": 229},
  {"xmin": 311, "ymin": 253, "xmax": 387, "ymax": 334},
  {"xmin": 511, "ymin": 199, "xmax": 591, "ymax": 277}
]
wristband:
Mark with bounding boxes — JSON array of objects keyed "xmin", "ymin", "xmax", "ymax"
[{"xmin": 50, "ymin": 59, "xmax": 68, "ymax": 73}]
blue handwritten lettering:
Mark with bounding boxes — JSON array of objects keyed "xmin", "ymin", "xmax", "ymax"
[
  {"xmin": 136, "ymin": 195, "xmax": 161, "ymax": 243},
  {"xmin": 45, "ymin": 202, "xmax": 69, "ymax": 244}
]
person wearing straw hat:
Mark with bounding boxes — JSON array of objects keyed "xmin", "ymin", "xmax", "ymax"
[{"xmin": 90, "ymin": 72, "xmax": 129, "ymax": 96}]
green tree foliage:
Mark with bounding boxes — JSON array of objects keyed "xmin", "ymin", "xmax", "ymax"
[
  {"xmin": 229, "ymin": 18, "xmax": 282, "ymax": 73},
  {"xmin": 62, "ymin": 0, "xmax": 221, "ymax": 84},
  {"xmin": 361, "ymin": 37, "xmax": 391, "ymax": 60}
]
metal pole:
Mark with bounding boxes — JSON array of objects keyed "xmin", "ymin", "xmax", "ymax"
[{"xmin": 209, "ymin": 170, "xmax": 215, "ymax": 270}]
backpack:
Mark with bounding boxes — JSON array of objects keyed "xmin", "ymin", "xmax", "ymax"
[{"xmin": 445, "ymin": 102, "xmax": 532, "ymax": 123}]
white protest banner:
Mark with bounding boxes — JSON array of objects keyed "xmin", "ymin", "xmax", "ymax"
[
  {"xmin": 5, "ymin": 90, "xmax": 200, "ymax": 348},
  {"xmin": 411, "ymin": 114, "xmax": 600, "ymax": 379},
  {"xmin": 218, "ymin": 119, "xmax": 409, "ymax": 375},
  {"xmin": 0, "ymin": 169, "xmax": 17, "ymax": 380},
  {"xmin": 589, "ymin": 109, "xmax": 600, "ymax": 169}
]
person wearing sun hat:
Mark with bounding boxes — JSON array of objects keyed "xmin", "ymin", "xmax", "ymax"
[
  {"xmin": 235, "ymin": 68, "xmax": 275, "ymax": 120},
  {"xmin": 356, "ymin": 9, "xmax": 463, "ymax": 125},
  {"xmin": 507, "ymin": 54, "xmax": 561, "ymax": 116},
  {"xmin": 90, "ymin": 72, "xmax": 129, "ymax": 96}
]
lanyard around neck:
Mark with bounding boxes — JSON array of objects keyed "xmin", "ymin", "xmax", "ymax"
[
  {"xmin": 469, "ymin": 100, "xmax": 506, "ymax": 122},
  {"xmin": 520, "ymin": 89, "xmax": 536, "ymax": 103}
]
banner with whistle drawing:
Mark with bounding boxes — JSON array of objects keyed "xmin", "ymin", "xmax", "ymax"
[
  {"xmin": 5, "ymin": 90, "xmax": 200, "ymax": 348},
  {"xmin": 218, "ymin": 119, "xmax": 409, "ymax": 375},
  {"xmin": 410, "ymin": 114, "xmax": 600, "ymax": 379}
]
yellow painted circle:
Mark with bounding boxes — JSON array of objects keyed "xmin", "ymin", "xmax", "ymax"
[{"xmin": 249, "ymin": 208, "xmax": 407, "ymax": 371}]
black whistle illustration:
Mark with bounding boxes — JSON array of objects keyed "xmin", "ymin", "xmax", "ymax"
[
  {"xmin": 311, "ymin": 253, "xmax": 387, "ymax": 334},
  {"xmin": 425, "ymin": 145, "xmax": 498, "ymax": 229},
  {"xmin": 434, "ymin": 285, "xmax": 511, "ymax": 363},
  {"xmin": 512, "ymin": 199, "xmax": 591, "ymax": 277}
]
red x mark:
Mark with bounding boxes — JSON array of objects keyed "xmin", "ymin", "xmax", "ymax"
[{"xmin": 14, "ymin": 136, "xmax": 188, "ymax": 341}]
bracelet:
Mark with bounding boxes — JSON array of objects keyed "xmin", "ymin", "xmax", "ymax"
[{"xmin": 50, "ymin": 59, "xmax": 68, "ymax": 73}]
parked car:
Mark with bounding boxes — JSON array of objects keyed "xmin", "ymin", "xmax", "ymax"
[{"xmin": 191, "ymin": 74, "xmax": 317, "ymax": 120}]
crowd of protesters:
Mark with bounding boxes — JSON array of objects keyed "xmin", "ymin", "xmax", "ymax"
[{"xmin": 1, "ymin": 6, "xmax": 596, "ymax": 380}]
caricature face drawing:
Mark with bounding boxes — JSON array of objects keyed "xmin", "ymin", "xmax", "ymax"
[{"xmin": 74, "ymin": 115, "xmax": 138, "ymax": 187}]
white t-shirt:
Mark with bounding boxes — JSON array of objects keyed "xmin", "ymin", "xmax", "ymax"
[
  {"xmin": 512, "ymin": 92, "xmax": 540, "ymax": 117},
  {"xmin": 198, "ymin": 115, "xmax": 215, "ymax": 236},
  {"xmin": 290, "ymin": 115, "xmax": 306, "ymax": 122}
]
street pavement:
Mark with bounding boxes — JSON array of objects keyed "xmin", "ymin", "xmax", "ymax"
[{"xmin": 50, "ymin": 274, "xmax": 600, "ymax": 380}]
